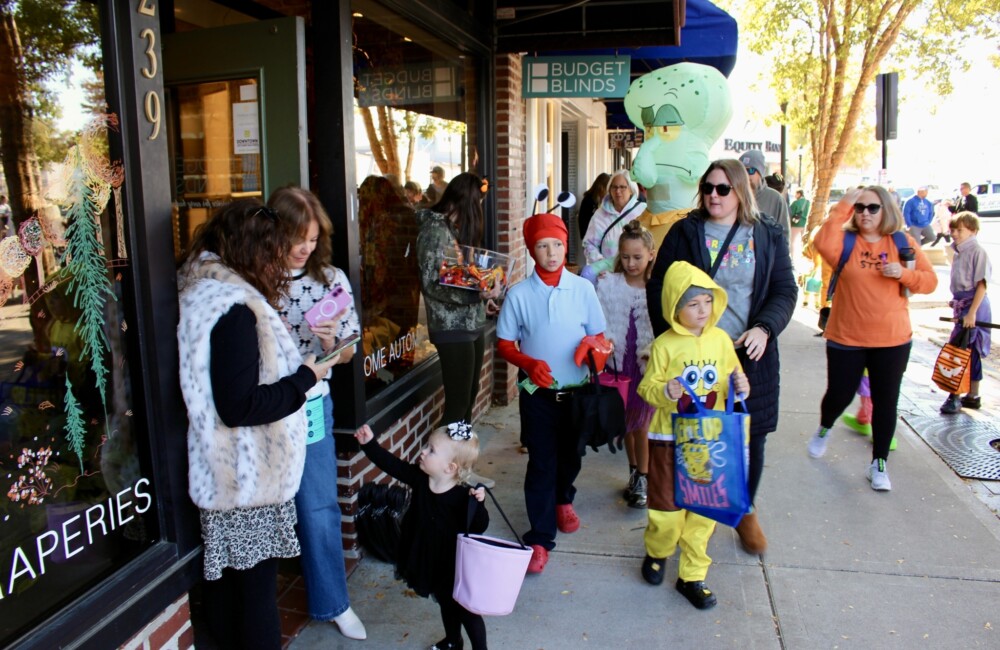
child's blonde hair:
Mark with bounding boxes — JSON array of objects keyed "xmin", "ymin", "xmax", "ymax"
[
  {"xmin": 430, "ymin": 424, "xmax": 481, "ymax": 484},
  {"xmin": 949, "ymin": 211, "xmax": 980, "ymax": 233},
  {"xmin": 613, "ymin": 220, "xmax": 656, "ymax": 281}
]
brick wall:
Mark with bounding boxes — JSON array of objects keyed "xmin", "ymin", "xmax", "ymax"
[
  {"xmin": 119, "ymin": 594, "xmax": 194, "ymax": 650},
  {"xmin": 493, "ymin": 53, "xmax": 528, "ymax": 406},
  {"xmin": 336, "ymin": 341, "xmax": 496, "ymax": 570}
]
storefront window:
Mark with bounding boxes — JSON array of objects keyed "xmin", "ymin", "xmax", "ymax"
[
  {"xmin": 0, "ymin": 14, "xmax": 155, "ymax": 643},
  {"xmin": 351, "ymin": 0, "xmax": 480, "ymax": 400},
  {"xmin": 169, "ymin": 78, "xmax": 264, "ymax": 256}
]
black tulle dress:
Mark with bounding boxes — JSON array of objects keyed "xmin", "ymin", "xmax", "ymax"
[{"xmin": 361, "ymin": 439, "xmax": 489, "ymax": 597}]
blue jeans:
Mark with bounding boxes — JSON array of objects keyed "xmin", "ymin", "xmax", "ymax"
[{"xmin": 294, "ymin": 394, "xmax": 350, "ymax": 620}]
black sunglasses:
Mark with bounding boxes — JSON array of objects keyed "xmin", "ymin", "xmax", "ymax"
[
  {"xmin": 700, "ymin": 182, "xmax": 733, "ymax": 197},
  {"xmin": 853, "ymin": 203, "xmax": 882, "ymax": 215}
]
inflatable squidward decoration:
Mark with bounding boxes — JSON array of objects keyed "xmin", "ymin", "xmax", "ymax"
[{"xmin": 624, "ymin": 62, "xmax": 732, "ymax": 245}]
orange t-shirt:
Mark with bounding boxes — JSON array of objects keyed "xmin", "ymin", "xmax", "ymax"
[{"xmin": 814, "ymin": 207, "xmax": 938, "ymax": 348}]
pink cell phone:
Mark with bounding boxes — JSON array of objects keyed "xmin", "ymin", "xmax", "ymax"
[{"xmin": 304, "ymin": 285, "xmax": 352, "ymax": 327}]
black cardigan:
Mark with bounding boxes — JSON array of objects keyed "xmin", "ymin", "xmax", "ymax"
[{"xmin": 646, "ymin": 210, "xmax": 797, "ymax": 435}]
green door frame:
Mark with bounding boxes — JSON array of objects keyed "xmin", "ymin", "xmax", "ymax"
[{"xmin": 163, "ymin": 16, "xmax": 308, "ymax": 193}]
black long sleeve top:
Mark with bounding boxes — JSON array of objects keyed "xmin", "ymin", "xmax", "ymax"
[{"xmin": 209, "ymin": 304, "xmax": 317, "ymax": 428}]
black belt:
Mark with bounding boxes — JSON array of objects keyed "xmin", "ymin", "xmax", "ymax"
[{"xmin": 532, "ymin": 386, "xmax": 582, "ymax": 403}]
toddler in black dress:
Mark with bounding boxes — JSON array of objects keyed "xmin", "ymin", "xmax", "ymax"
[{"xmin": 355, "ymin": 421, "xmax": 489, "ymax": 650}]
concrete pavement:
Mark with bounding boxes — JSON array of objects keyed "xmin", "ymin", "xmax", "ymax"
[{"xmin": 291, "ymin": 302, "xmax": 1000, "ymax": 650}]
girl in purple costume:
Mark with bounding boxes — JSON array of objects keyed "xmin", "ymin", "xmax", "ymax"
[{"xmin": 595, "ymin": 220, "xmax": 657, "ymax": 507}]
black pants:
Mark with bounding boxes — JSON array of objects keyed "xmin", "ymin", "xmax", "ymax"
[
  {"xmin": 201, "ymin": 558, "xmax": 281, "ymax": 650},
  {"xmin": 747, "ymin": 433, "xmax": 767, "ymax": 505},
  {"xmin": 435, "ymin": 332, "xmax": 486, "ymax": 426},
  {"xmin": 433, "ymin": 586, "xmax": 487, "ymax": 650},
  {"xmin": 519, "ymin": 389, "xmax": 582, "ymax": 550},
  {"xmin": 820, "ymin": 342, "xmax": 911, "ymax": 461}
]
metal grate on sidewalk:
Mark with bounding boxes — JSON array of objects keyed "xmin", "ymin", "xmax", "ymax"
[{"xmin": 904, "ymin": 415, "xmax": 1000, "ymax": 480}]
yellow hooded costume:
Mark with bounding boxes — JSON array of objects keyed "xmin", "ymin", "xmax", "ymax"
[{"xmin": 637, "ymin": 261, "xmax": 742, "ymax": 583}]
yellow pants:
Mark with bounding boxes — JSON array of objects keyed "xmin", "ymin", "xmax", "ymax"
[{"xmin": 644, "ymin": 509, "xmax": 716, "ymax": 582}]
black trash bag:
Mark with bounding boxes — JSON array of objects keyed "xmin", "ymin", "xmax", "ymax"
[{"xmin": 355, "ymin": 482, "xmax": 410, "ymax": 563}]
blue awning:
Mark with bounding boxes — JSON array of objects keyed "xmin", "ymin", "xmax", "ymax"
[{"xmin": 554, "ymin": 0, "xmax": 738, "ymax": 129}]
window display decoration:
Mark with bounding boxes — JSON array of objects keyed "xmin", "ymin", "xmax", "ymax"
[{"xmin": 57, "ymin": 115, "xmax": 126, "ymax": 413}]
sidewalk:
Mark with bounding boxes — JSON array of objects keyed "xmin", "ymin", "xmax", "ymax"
[{"xmin": 290, "ymin": 304, "xmax": 1000, "ymax": 650}]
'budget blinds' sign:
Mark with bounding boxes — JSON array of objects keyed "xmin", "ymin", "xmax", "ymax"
[
  {"xmin": 357, "ymin": 64, "xmax": 460, "ymax": 107},
  {"xmin": 522, "ymin": 56, "xmax": 630, "ymax": 98}
]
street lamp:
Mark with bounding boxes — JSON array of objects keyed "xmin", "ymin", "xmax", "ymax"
[{"xmin": 796, "ymin": 147, "xmax": 805, "ymax": 186}]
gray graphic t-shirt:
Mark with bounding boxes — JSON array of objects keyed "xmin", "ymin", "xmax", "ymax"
[{"xmin": 704, "ymin": 220, "xmax": 756, "ymax": 340}]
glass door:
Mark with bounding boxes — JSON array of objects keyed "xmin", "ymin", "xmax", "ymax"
[{"xmin": 163, "ymin": 17, "xmax": 307, "ymax": 256}]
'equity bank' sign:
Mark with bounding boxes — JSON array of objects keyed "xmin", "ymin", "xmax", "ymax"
[{"xmin": 522, "ymin": 56, "xmax": 630, "ymax": 98}]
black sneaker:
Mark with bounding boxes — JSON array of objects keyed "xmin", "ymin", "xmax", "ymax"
[
  {"xmin": 641, "ymin": 555, "xmax": 666, "ymax": 585},
  {"xmin": 623, "ymin": 468, "xmax": 638, "ymax": 499},
  {"xmin": 940, "ymin": 395, "xmax": 962, "ymax": 414},
  {"xmin": 627, "ymin": 474, "xmax": 648, "ymax": 508},
  {"xmin": 961, "ymin": 395, "xmax": 982, "ymax": 409},
  {"xmin": 675, "ymin": 578, "xmax": 717, "ymax": 609},
  {"xmin": 429, "ymin": 639, "xmax": 463, "ymax": 650}
]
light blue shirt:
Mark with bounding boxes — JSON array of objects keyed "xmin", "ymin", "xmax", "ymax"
[{"xmin": 497, "ymin": 270, "xmax": 607, "ymax": 387}]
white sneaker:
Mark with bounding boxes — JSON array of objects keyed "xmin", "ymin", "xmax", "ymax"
[
  {"xmin": 332, "ymin": 606, "xmax": 367, "ymax": 640},
  {"xmin": 866, "ymin": 459, "xmax": 891, "ymax": 491},
  {"xmin": 807, "ymin": 427, "xmax": 830, "ymax": 458}
]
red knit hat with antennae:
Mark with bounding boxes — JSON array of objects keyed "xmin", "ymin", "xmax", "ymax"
[{"xmin": 523, "ymin": 213, "xmax": 567, "ymax": 249}]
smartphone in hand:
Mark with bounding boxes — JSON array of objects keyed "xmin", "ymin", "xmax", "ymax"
[
  {"xmin": 317, "ymin": 333, "xmax": 361, "ymax": 363},
  {"xmin": 304, "ymin": 285, "xmax": 352, "ymax": 328}
]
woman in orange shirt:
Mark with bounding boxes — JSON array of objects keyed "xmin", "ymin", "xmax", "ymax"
[{"xmin": 806, "ymin": 187, "xmax": 937, "ymax": 491}]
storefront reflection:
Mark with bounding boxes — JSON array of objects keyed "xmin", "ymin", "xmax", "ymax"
[{"xmin": 357, "ymin": 175, "xmax": 434, "ymax": 396}]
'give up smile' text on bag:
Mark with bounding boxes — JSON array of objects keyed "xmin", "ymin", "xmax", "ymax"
[{"xmin": 671, "ymin": 375, "xmax": 751, "ymax": 528}]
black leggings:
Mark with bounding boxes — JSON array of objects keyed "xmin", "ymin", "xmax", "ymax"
[
  {"xmin": 436, "ymin": 332, "xmax": 486, "ymax": 426},
  {"xmin": 434, "ymin": 586, "xmax": 487, "ymax": 650},
  {"xmin": 747, "ymin": 433, "xmax": 767, "ymax": 505},
  {"xmin": 201, "ymin": 558, "xmax": 281, "ymax": 650},
  {"xmin": 820, "ymin": 342, "xmax": 911, "ymax": 461}
]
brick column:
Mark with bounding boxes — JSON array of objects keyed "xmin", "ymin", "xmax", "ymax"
[{"xmin": 493, "ymin": 53, "xmax": 527, "ymax": 406}]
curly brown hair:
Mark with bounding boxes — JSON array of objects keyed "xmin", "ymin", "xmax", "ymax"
[
  {"xmin": 268, "ymin": 185, "xmax": 335, "ymax": 283},
  {"xmin": 186, "ymin": 198, "xmax": 290, "ymax": 308}
]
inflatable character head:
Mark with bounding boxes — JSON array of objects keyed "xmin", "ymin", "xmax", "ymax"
[{"xmin": 624, "ymin": 62, "xmax": 732, "ymax": 236}]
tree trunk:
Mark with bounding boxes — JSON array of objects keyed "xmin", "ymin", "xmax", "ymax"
[{"xmin": 0, "ymin": 12, "xmax": 48, "ymax": 348}]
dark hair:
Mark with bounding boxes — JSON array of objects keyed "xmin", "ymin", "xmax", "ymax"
[
  {"xmin": 584, "ymin": 173, "xmax": 611, "ymax": 204},
  {"xmin": 431, "ymin": 172, "xmax": 484, "ymax": 247},
  {"xmin": 186, "ymin": 198, "xmax": 290, "ymax": 308},
  {"xmin": 613, "ymin": 220, "xmax": 656, "ymax": 281},
  {"xmin": 268, "ymin": 185, "xmax": 335, "ymax": 284}
]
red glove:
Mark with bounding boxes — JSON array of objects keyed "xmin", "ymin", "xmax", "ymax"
[
  {"xmin": 497, "ymin": 339, "xmax": 554, "ymax": 388},
  {"xmin": 574, "ymin": 333, "xmax": 612, "ymax": 373}
]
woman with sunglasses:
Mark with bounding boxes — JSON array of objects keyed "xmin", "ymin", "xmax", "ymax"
[
  {"xmin": 807, "ymin": 187, "xmax": 937, "ymax": 490},
  {"xmin": 647, "ymin": 159, "xmax": 797, "ymax": 555}
]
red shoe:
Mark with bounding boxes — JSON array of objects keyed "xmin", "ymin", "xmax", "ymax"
[
  {"xmin": 527, "ymin": 545, "xmax": 549, "ymax": 574},
  {"xmin": 857, "ymin": 396, "xmax": 873, "ymax": 425},
  {"xmin": 556, "ymin": 504, "xmax": 580, "ymax": 533}
]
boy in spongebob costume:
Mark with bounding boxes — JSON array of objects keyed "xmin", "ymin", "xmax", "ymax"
[
  {"xmin": 637, "ymin": 261, "xmax": 748, "ymax": 610},
  {"xmin": 624, "ymin": 63, "xmax": 732, "ymax": 247}
]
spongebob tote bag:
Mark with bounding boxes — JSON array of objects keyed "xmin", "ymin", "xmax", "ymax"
[{"xmin": 671, "ymin": 376, "xmax": 751, "ymax": 527}]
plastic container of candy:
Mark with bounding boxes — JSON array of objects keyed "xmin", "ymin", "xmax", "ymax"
[{"xmin": 439, "ymin": 246, "xmax": 513, "ymax": 292}]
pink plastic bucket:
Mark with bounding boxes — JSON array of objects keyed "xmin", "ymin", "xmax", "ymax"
[{"xmin": 598, "ymin": 371, "xmax": 630, "ymax": 405}]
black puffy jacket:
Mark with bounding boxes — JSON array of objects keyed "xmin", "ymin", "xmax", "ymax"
[{"xmin": 647, "ymin": 210, "xmax": 797, "ymax": 435}]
